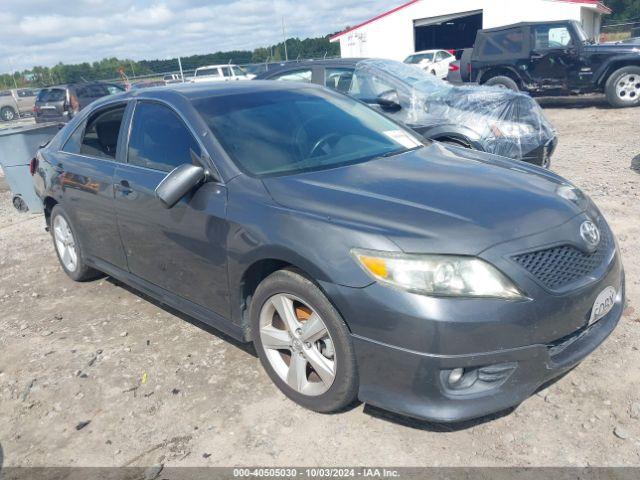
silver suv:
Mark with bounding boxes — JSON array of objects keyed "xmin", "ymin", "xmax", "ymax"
[{"xmin": 0, "ymin": 88, "xmax": 38, "ymax": 122}]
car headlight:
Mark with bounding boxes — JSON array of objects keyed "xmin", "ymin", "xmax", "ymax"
[
  {"xmin": 352, "ymin": 249, "xmax": 525, "ymax": 299},
  {"xmin": 490, "ymin": 122, "xmax": 535, "ymax": 138}
]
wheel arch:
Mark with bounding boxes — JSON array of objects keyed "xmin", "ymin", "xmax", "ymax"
[
  {"xmin": 43, "ymin": 196, "xmax": 58, "ymax": 228},
  {"xmin": 597, "ymin": 58, "xmax": 640, "ymax": 87},
  {"xmin": 479, "ymin": 67, "xmax": 523, "ymax": 87}
]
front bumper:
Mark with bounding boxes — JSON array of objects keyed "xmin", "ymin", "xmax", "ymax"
[{"xmin": 320, "ymin": 242, "xmax": 624, "ymax": 423}]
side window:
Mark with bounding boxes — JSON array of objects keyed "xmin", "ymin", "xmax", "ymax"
[
  {"xmin": 272, "ymin": 69, "xmax": 313, "ymax": 83},
  {"xmin": 533, "ymin": 25, "xmax": 573, "ymax": 49},
  {"xmin": 62, "ymin": 121, "xmax": 86, "ymax": 154},
  {"xmin": 482, "ymin": 28, "xmax": 525, "ymax": 56},
  {"xmin": 221, "ymin": 67, "xmax": 232, "ymax": 77},
  {"xmin": 349, "ymin": 71, "xmax": 397, "ymax": 99},
  {"xmin": 79, "ymin": 106, "xmax": 125, "ymax": 159},
  {"xmin": 17, "ymin": 89, "xmax": 35, "ymax": 98},
  {"xmin": 324, "ymin": 68, "xmax": 354, "ymax": 93},
  {"xmin": 435, "ymin": 51, "xmax": 451, "ymax": 61},
  {"xmin": 128, "ymin": 102, "xmax": 201, "ymax": 173}
]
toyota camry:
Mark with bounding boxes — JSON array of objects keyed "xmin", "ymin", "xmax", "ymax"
[{"xmin": 32, "ymin": 82, "xmax": 624, "ymax": 422}]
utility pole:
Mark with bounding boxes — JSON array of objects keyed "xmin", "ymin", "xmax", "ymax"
[
  {"xmin": 178, "ymin": 56, "xmax": 185, "ymax": 83},
  {"xmin": 129, "ymin": 60, "xmax": 136, "ymax": 78},
  {"xmin": 282, "ymin": 16, "xmax": 289, "ymax": 61}
]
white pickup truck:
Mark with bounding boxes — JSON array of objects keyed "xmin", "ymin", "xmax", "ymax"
[
  {"xmin": 191, "ymin": 64, "xmax": 253, "ymax": 83},
  {"xmin": 0, "ymin": 88, "xmax": 38, "ymax": 122}
]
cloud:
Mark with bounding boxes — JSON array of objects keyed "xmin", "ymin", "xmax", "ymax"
[{"xmin": 0, "ymin": 0, "xmax": 392, "ymax": 72}]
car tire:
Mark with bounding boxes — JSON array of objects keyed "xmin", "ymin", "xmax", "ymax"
[
  {"xmin": 251, "ymin": 268, "xmax": 359, "ymax": 413},
  {"xmin": 605, "ymin": 66, "xmax": 640, "ymax": 108},
  {"xmin": 50, "ymin": 205, "xmax": 101, "ymax": 282},
  {"xmin": 1, "ymin": 107, "xmax": 16, "ymax": 122},
  {"xmin": 484, "ymin": 76, "xmax": 519, "ymax": 91}
]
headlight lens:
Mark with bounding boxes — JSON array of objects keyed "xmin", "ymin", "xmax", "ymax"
[
  {"xmin": 352, "ymin": 249, "xmax": 525, "ymax": 299},
  {"xmin": 490, "ymin": 122, "xmax": 535, "ymax": 138}
]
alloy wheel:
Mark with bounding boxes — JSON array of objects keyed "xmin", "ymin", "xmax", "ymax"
[
  {"xmin": 53, "ymin": 215, "xmax": 78, "ymax": 272},
  {"xmin": 616, "ymin": 74, "xmax": 640, "ymax": 102},
  {"xmin": 259, "ymin": 293, "xmax": 336, "ymax": 396}
]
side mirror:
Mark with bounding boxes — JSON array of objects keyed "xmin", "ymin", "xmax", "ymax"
[
  {"xmin": 155, "ymin": 164, "xmax": 206, "ymax": 209},
  {"xmin": 376, "ymin": 90, "xmax": 401, "ymax": 111}
]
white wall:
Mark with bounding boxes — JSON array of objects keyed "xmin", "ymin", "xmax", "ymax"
[{"xmin": 336, "ymin": 0, "xmax": 602, "ymax": 60}]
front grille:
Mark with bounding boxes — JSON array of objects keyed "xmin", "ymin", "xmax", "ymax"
[{"xmin": 512, "ymin": 225, "xmax": 611, "ymax": 291}]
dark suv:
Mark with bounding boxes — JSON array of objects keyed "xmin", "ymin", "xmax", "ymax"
[
  {"xmin": 461, "ymin": 20, "xmax": 640, "ymax": 107},
  {"xmin": 35, "ymin": 83, "xmax": 125, "ymax": 123}
]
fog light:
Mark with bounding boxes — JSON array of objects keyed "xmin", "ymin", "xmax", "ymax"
[{"xmin": 448, "ymin": 368, "xmax": 464, "ymax": 386}]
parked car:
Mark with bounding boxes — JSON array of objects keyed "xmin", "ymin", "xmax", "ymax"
[
  {"xmin": 404, "ymin": 49, "xmax": 456, "ymax": 79},
  {"xmin": 0, "ymin": 88, "xmax": 39, "ymax": 122},
  {"xmin": 458, "ymin": 20, "xmax": 640, "ymax": 108},
  {"xmin": 32, "ymin": 82, "xmax": 623, "ymax": 423},
  {"xmin": 34, "ymin": 82, "xmax": 125, "ymax": 123},
  {"xmin": 257, "ymin": 58, "xmax": 557, "ymax": 167},
  {"xmin": 163, "ymin": 73, "xmax": 183, "ymax": 84},
  {"xmin": 191, "ymin": 64, "xmax": 253, "ymax": 83}
]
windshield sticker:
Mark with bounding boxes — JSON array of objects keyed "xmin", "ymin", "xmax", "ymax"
[{"xmin": 383, "ymin": 130, "xmax": 422, "ymax": 149}]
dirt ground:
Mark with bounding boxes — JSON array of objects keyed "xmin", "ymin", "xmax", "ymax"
[{"xmin": 0, "ymin": 97, "xmax": 639, "ymax": 468}]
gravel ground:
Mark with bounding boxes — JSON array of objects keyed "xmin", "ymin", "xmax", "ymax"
[{"xmin": 0, "ymin": 97, "xmax": 639, "ymax": 467}]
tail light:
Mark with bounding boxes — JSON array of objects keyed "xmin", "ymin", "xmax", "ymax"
[
  {"xmin": 29, "ymin": 157, "xmax": 38, "ymax": 176},
  {"xmin": 449, "ymin": 64, "xmax": 460, "ymax": 72}
]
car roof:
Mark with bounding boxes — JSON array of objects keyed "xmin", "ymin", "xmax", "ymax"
[
  {"xmin": 89, "ymin": 79, "xmax": 325, "ymax": 108},
  {"xmin": 196, "ymin": 64, "xmax": 238, "ymax": 69},
  {"xmin": 256, "ymin": 58, "xmax": 365, "ymax": 78},
  {"xmin": 412, "ymin": 50, "xmax": 443, "ymax": 54},
  {"xmin": 479, "ymin": 20, "xmax": 576, "ymax": 33}
]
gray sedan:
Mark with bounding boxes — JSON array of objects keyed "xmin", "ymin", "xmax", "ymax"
[{"xmin": 32, "ymin": 82, "xmax": 623, "ymax": 422}]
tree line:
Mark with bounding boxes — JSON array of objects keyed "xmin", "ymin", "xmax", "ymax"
[{"xmin": 0, "ymin": 34, "xmax": 340, "ymax": 89}]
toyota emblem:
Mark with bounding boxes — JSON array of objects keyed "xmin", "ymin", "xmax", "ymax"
[{"xmin": 580, "ymin": 220, "xmax": 600, "ymax": 249}]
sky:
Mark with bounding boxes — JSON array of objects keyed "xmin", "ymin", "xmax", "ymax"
[{"xmin": 0, "ymin": 0, "xmax": 393, "ymax": 73}]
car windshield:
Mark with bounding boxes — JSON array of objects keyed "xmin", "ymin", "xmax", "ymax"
[
  {"xmin": 406, "ymin": 53, "xmax": 434, "ymax": 63},
  {"xmin": 192, "ymin": 87, "xmax": 423, "ymax": 177}
]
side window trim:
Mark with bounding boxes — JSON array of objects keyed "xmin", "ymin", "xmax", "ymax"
[
  {"xmin": 61, "ymin": 101, "xmax": 129, "ymax": 161},
  {"xmin": 125, "ymin": 99, "xmax": 222, "ymax": 182}
]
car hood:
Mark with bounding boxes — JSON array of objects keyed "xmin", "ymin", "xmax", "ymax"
[{"xmin": 262, "ymin": 144, "xmax": 586, "ymax": 255}]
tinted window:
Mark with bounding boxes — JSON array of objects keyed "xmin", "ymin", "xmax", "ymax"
[
  {"xmin": 17, "ymin": 89, "xmax": 35, "ymax": 97},
  {"xmin": 37, "ymin": 88, "xmax": 66, "ymax": 102},
  {"xmin": 221, "ymin": 67, "xmax": 232, "ymax": 77},
  {"xmin": 62, "ymin": 121, "xmax": 86, "ymax": 154},
  {"xmin": 192, "ymin": 88, "xmax": 422, "ymax": 177},
  {"xmin": 272, "ymin": 69, "xmax": 312, "ymax": 83},
  {"xmin": 0, "ymin": 91, "xmax": 10, "ymax": 97},
  {"xmin": 128, "ymin": 102, "xmax": 201, "ymax": 172},
  {"xmin": 79, "ymin": 106, "xmax": 125, "ymax": 159},
  {"xmin": 324, "ymin": 68, "xmax": 354, "ymax": 93},
  {"xmin": 106, "ymin": 84, "xmax": 125, "ymax": 95},
  {"xmin": 482, "ymin": 28, "xmax": 525, "ymax": 55},
  {"xmin": 76, "ymin": 85, "xmax": 108, "ymax": 99},
  {"xmin": 533, "ymin": 25, "xmax": 573, "ymax": 49}
]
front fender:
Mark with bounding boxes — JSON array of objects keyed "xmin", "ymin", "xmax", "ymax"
[{"xmin": 594, "ymin": 54, "xmax": 640, "ymax": 85}]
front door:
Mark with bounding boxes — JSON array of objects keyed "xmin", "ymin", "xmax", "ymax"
[
  {"xmin": 114, "ymin": 100, "xmax": 230, "ymax": 317},
  {"xmin": 529, "ymin": 23, "xmax": 580, "ymax": 90}
]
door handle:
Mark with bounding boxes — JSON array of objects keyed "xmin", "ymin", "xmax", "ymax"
[{"xmin": 530, "ymin": 52, "xmax": 545, "ymax": 59}]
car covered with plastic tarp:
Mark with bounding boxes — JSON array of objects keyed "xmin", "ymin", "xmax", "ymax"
[{"xmin": 350, "ymin": 59, "xmax": 557, "ymax": 167}]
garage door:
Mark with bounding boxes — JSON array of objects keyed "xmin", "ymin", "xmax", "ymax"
[{"xmin": 414, "ymin": 10, "xmax": 483, "ymax": 52}]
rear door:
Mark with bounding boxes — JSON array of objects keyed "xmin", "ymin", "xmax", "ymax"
[
  {"xmin": 114, "ymin": 100, "xmax": 229, "ymax": 317},
  {"xmin": 15, "ymin": 89, "xmax": 37, "ymax": 114},
  {"xmin": 54, "ymin": 103, "xmax": 129, "ymax": 269}
]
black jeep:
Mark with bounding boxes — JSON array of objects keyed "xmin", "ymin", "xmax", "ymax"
[{"xmin": 458, "ymin": 20, "xmax": 640, "ymax": 108}]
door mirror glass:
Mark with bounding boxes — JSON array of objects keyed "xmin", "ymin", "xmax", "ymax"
[
  {"xmin": 155, "ymin": 164, "xmax": 205, "ymax": 209},
  {"xmin": 376, "ymin": 90, "xmax": 401, "ymax": 111}
]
